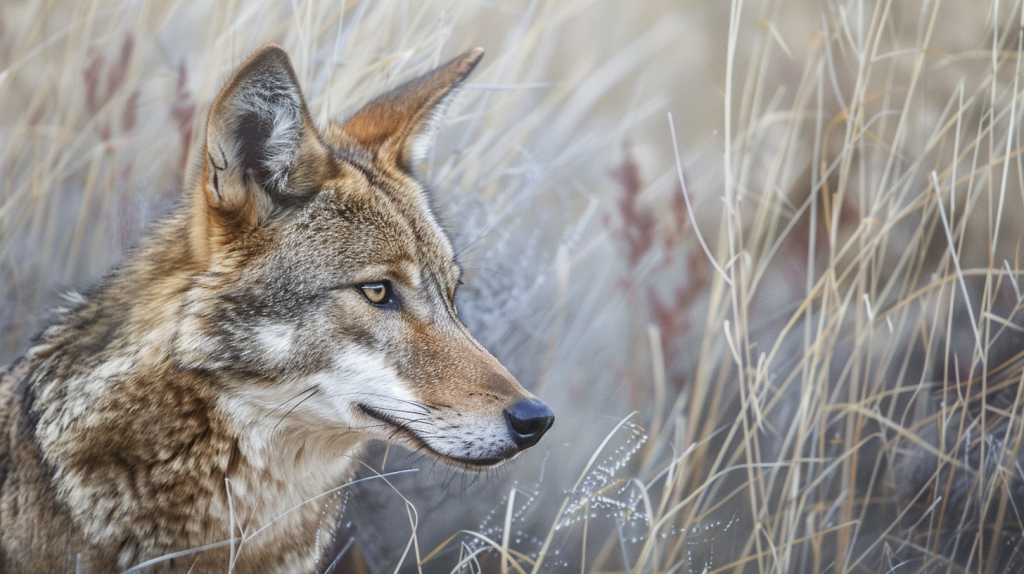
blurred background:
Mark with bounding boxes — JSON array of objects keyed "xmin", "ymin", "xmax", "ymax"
[{"xmin": 3, "ymin": 0, "xmax": 1024, "ymax": 572}]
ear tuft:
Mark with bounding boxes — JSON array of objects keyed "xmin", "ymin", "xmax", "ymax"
[
  {"xmin": 338, "ymin": 48, "xmax": 484, "ymax": 171},
  {"xmin": 205, "ymin": 45, "xmax": 322, "ymax": 205},
  {"xmin": 230, "ymin": 61, "xmax": 303, "ymax": 193},
  {"xmin": 191, "ymin": 45, "xmax": 331, "ymax": 262}
]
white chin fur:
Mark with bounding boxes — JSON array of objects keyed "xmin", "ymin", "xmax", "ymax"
[
  {"xmin": 321, "ymin": 349, "xmax": 519, "ymax": 464},
  {"xmin": 226, "ymin": 347, "xmax": 518, "ymax": 467}
]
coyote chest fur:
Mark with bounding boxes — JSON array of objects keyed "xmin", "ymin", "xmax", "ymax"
[{"xmin": 0, "ymin": 45, "xmax": 553, "ymax": 573}]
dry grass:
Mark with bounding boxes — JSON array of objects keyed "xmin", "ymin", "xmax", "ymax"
[{"xmin": 3, "ymin": 0, "xmax": 1024, "ymax": 572}]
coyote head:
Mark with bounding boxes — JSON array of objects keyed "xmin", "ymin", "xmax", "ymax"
[{"xmin": 177, "ymin": 45, "xmax": 553, "ymax": 472}]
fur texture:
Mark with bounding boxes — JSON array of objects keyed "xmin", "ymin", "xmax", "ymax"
[{"xmin": 0, "ymin": 44, "xmax": 550, "ymax": 573}]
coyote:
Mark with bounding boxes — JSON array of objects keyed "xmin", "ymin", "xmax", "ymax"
[{"xmin": 0, "ymin": 44, "xmax": 553, "ymax": 573}]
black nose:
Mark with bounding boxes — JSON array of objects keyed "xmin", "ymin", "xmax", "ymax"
[{"xmin": 504, "ymin": 399, "xmax": 554, "ymax": 449}]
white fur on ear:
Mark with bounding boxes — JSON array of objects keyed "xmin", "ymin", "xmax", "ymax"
[
  {"xmin": 193, "ymin": 45, "xmax": 331, "ymax": 257},
  {"xmin": 405, "ymin": 85, "xmax": 461, "ymax": 167},
  {"xmin": 232, "ymin": 77, "xmax": 303, "ymax": 192},
  {"xmin": 205, "ymin": 45, "xmax": 317, "ymax": 208}
]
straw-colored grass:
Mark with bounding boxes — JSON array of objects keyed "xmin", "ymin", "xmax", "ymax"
[{"xmin": 3, "ymin": 0, "xmax": 1024, "ymax": 572}]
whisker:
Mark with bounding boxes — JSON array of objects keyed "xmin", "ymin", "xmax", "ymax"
[{"xmin": 272, "ymin": 387, "xmax": 321, "ymax": 434}]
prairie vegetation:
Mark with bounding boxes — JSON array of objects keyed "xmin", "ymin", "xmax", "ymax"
[{"xmin": 2, "ymin": 0, "xmax": 1023, "ymax": 572}]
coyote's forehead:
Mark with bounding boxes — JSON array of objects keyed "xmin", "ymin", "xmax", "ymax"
[
  {"xmin": 312, "ymin": 164, "xmax": 457, "ymax": 288},
  {"xmin": 227, "ymin": 163, "xmax": 460, "ymax": 311}
]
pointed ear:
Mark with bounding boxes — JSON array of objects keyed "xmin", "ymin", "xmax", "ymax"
[
  {"xmin": 337, "ymin": 48, "xmax": 483, "ymax": 171},
  {"xmin": 197, "ymin": 45, "xmax": 331, "ymax": 236}
]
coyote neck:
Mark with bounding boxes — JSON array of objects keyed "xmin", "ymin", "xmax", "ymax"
[
  {"xmin": 15, "ymin": 343, "xmax": 358, "ymax": 571},
  {"xmin": 8, "ymin": 228, "xmax": 361, "ymax": 572}
]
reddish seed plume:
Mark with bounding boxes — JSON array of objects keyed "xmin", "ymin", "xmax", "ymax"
[
  {"xmin": 27, "ymin": 96, "xmax": 47, "ymax": 126},
  {"xmin": 171, "ymin": 59, "xmax": 197, "ymax": 170},
  {"xmin": 81, "ymin": 35, "xmax": 138, "ymax": 141},
  {"xmin": 648, "ymin": 247, "xmax": 708, "ymax": 383},
  {"xmin": 608, "ymin": 141, "xmax": 709, "ymax": 397},
  {"xmin": 122, "ymin": 90, "xmax": 139, "ymax": 133},
  {"xmin": 107, "ymin": 36, "xmax": 134, "ymax": 101},
  {"xmin": 609, "ymin": 142, "xmax": 655, "ymax": 271},
  {"xmin": 667, "ymin": 183, "xmax": 689, "ymax": 247},
  {"xmin": 84, "ymin": 54, "xmax": 104, "ymax": 115}
]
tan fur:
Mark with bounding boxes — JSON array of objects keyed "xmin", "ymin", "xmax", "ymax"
[{"xmin": 0, "ymin": 45, "xmax": 551, "ymax": 573}]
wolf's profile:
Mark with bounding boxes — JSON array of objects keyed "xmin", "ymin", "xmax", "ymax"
[{"xmin": 0, "ymin": 44, "xmax": 553, "ymax": 573}]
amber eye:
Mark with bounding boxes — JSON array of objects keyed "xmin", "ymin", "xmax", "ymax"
[
  {"xmin": 360, "ymin": 283, "xmax": 388, "ymax": 304},
  {"xmin": 356, "ymin": 281, "xmax": 400, "ymax": 309}
]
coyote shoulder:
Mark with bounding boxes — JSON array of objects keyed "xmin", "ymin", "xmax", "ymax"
[{"xmin": 0, "ymin": 44, "xmax": 553, "ymax": 573}]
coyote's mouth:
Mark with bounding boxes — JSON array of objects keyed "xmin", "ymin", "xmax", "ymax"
[{"xmin": 356, "ymin": 403, "xmax": 510, "ymax": 469}]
